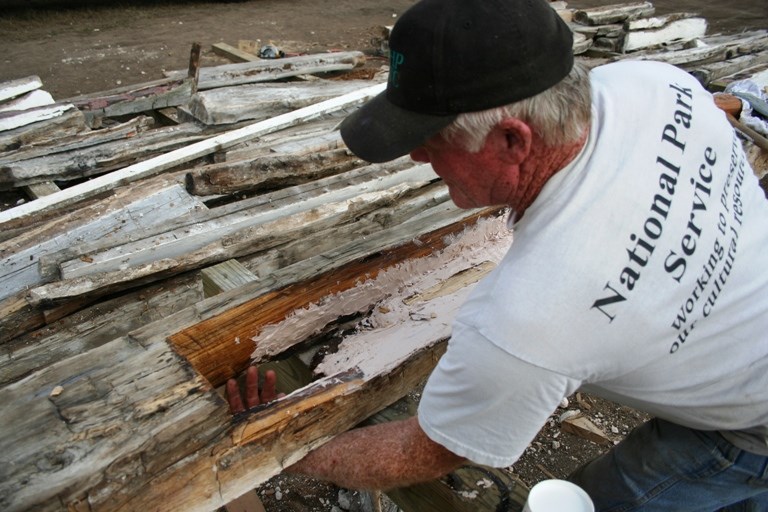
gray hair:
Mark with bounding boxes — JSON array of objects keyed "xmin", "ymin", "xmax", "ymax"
[{"xmin": 441, "ymin": 60, "xmax": 592, "ymax": 152}]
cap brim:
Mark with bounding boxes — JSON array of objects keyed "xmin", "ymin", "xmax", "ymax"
[{"xmin": 340, "ymin": 91, "xmax": 457, "ymax": 163}]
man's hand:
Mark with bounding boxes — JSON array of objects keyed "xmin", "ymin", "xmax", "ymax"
[{"xmin": 226, "ymin": 365, "xmax": 282, "ymax": 414}]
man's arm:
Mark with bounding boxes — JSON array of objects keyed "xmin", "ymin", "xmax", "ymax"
[
  {"xmin": 287, "ymin": 416, "xmax": 466, "ymax": 490},
  {"xmin": 227, "ymin": 366, "xmax": 466, "ymax": 490}
]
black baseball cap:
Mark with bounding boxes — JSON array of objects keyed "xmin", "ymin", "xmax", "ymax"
[{"xmin": 340, "ymin": 0, "xmax": 574, "ymax": 163}]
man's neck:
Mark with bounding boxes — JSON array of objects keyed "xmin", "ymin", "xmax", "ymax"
[{"xmin": 513, "ymin": 128, "xmax": 589, "ymax": 216}]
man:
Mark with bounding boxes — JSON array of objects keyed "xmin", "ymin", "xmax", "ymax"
[{"xmin": 229, "ymin": 0, "xmax": 768, "ymax": 508}]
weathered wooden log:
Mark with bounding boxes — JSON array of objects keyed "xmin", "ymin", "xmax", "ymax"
[
  {"xmin": 0, "ymin": 183, "xmax": 205, "ymax": 302},
  {"xmin": 164, "ymin": 51, "xmax": 367, "ymax": 90},
  {"xmin": 64, "ymin": 77, "xmax": 196, "ymax": 125},
  {"xmin": 0, "ymin": 81, "xmax": 386, "ymax": 228},
  {"xmin": 243, "ymin": 181, "xmax": 451, "ymax": 280},
  {"xmin": 0, "ymin": 106, "xmax": 87, "ymax": 153},
  {"xmin": 573, "ymin": 1, "xmax": 654, "ymax": 26},
  {"xmin": 611, "ymin": 29, "xmax": 767, "ymax": 67},
  {"xmin": 0, "ymin": 271, "xmax": 202, "ymax": 386},
  {"xmin": 40, "ymin": 159, "xmax": 419, "ymax": 276},
  {"xmin": 0, "ymin": 123, "xmax": 208, "ymax": 189},
  {"xmin": 188, "ymin": 79, "xmax": 382, "ymax": 125},
  {"xmin": 686, "ymin": 50, "xmax": 768, "ymax": 88},
  {"xmin": 184, "ymin": 148, "xmax": 362, "ymax": 195},
  {"xmin": 0, "ymin": 115, "xmax": 155, "ymax": 167}
]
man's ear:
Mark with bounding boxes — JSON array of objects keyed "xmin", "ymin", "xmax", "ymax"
[{"xmin": 496, "ymin": 117, "xmax": 532, "ymax": 165}]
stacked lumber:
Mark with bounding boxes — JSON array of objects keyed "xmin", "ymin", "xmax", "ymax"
[
  {"xmin": 559, "ymin": 0, "xmax": 768, "ymax": 89},
  {"xmin": 1, "ymin": 4, "xmax": 767, "ymax": 511}
]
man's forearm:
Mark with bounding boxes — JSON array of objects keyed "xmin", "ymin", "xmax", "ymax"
[{"xmin": 286, "ymin": 416, "xmax": 465, "ymax": 490}]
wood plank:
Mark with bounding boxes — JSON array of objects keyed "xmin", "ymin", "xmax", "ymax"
[
  {"xmin": 0, "ymin": 115, "xmax": 155, "ymax": 166},
  {"xmin": 0, "ymin": 272, "xmax": 202, "ymax": 385},
  {"xmin": 164, "ymin": 51, "xmax": 367, "ymax": 90},
  {"xmin": 0, "ymin": 103, "xmax": 76, "ymax": 132},
  {"xmin": 185, "ymin": 148, "xmax": 362, "ymax": 196},
  {"xmin": 0, "ymin": 81, "xmax": 386, "ymax": 227},
  {"xmin": 687, "ymin": 50, "xmax": 768, "ymax": 88},
  {"xmin": 212, "ymin": 42, "xmax": 260, "ymax": 63},
  {"xmin": 622, "ymin": 16, "xmax": 707, "ymax": 52},
  {"xmin": 23, "ymin": 181, "xmax": 61, "ymax": 199},
  {"xmin": 0, "ymin": 89, "xmax": 54, "ymax": 113},
  {"xmin": 0, "ymin": 75, "xmax": 42, "ymax": 103},
  {"xmin": 0, "ymin": 183, "xmax": 205, "ymax": 302},
  {"xmin": 188, "ymin": 79, "xmax": 381, "ymax": 125},
  {"xmin": 243, "ymin": 182, "xmax": 451, "ymax": 280},
  {"xmin": 69, "ymin": 78, "xmax": 195, "ymax": 125},
  {"xmin": 30, "ymin": 176, "xmax": 434, "ymax": 304},
  {"xmin": 573, "ymin": 1, "xmax": 654, "ymax": 26},
  {"xmin": 48, "ymin": 162, "xmax": 429, "ymax": 278},
  {"xmin": 0, "ymin": 123, "xmax": 207, "ymax": 189}
]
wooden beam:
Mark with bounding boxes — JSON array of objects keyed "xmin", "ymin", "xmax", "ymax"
[
  {"xmin": 29, "ymin": 166, "xmax": 433, "ymax": 303},
  {"xmin": 0, "ymin": 106, "xmax": 87, "ymax": 153},
  {"xmin": 0, "ymin": 183, "xmax": 205, "ymax": 302},
  {"xmin": 573, "ymin": 1, "xmax": 654, "ymax": 26},
  {"xmin": 69, "ymin": 78, "xmax": 195, "ymax": 125},
  {"xmin": 184, "ymin": 148, "xmax": 362, "ymax": 196},
  {"xmin": 164, "ymin": 51, "xmax": 367, "ymax": 90},
  {"xmin": 188, "ymin": 78, "xmax": 383, "ymax": 125}
]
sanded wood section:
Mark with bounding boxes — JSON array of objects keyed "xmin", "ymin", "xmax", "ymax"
[{"xmin": 169, "ymin": 209, "xmax": 498, "ymax": 388}]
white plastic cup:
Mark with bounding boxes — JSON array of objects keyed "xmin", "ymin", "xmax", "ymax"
[{"xmin": 523, "ymin": 479, "xmax": 595, "ymax": 512}]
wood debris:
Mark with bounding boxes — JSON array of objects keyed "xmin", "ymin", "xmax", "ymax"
[{"xmin": 560, "ymin": 414, "xmax": 613, "ymax": 446}]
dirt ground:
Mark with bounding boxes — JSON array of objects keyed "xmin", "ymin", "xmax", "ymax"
[
  {"xmin": 1, "ymin": 0, "xmax": 765, "ymax": 100},
  {"xmin": 0, "ymin": 0, "xmax": 415, "ymax": 100},
  {"xmin": 0, "ymin": 1, "xmax": 744, "ymax": 510}
]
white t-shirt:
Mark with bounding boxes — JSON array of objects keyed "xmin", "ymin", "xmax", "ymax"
[{"xmin": 418, "ymin": 60, "xmax": 768, "ymax": 467}]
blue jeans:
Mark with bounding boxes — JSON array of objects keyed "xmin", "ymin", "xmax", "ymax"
[{"xmin": 568, "ymin": 418, "xmax": 768, "ymax": 511}]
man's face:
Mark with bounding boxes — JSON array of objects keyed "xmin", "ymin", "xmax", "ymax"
[{"xmin": 409, "ymin": 131, "xmax": 521, "ymax": 209}]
